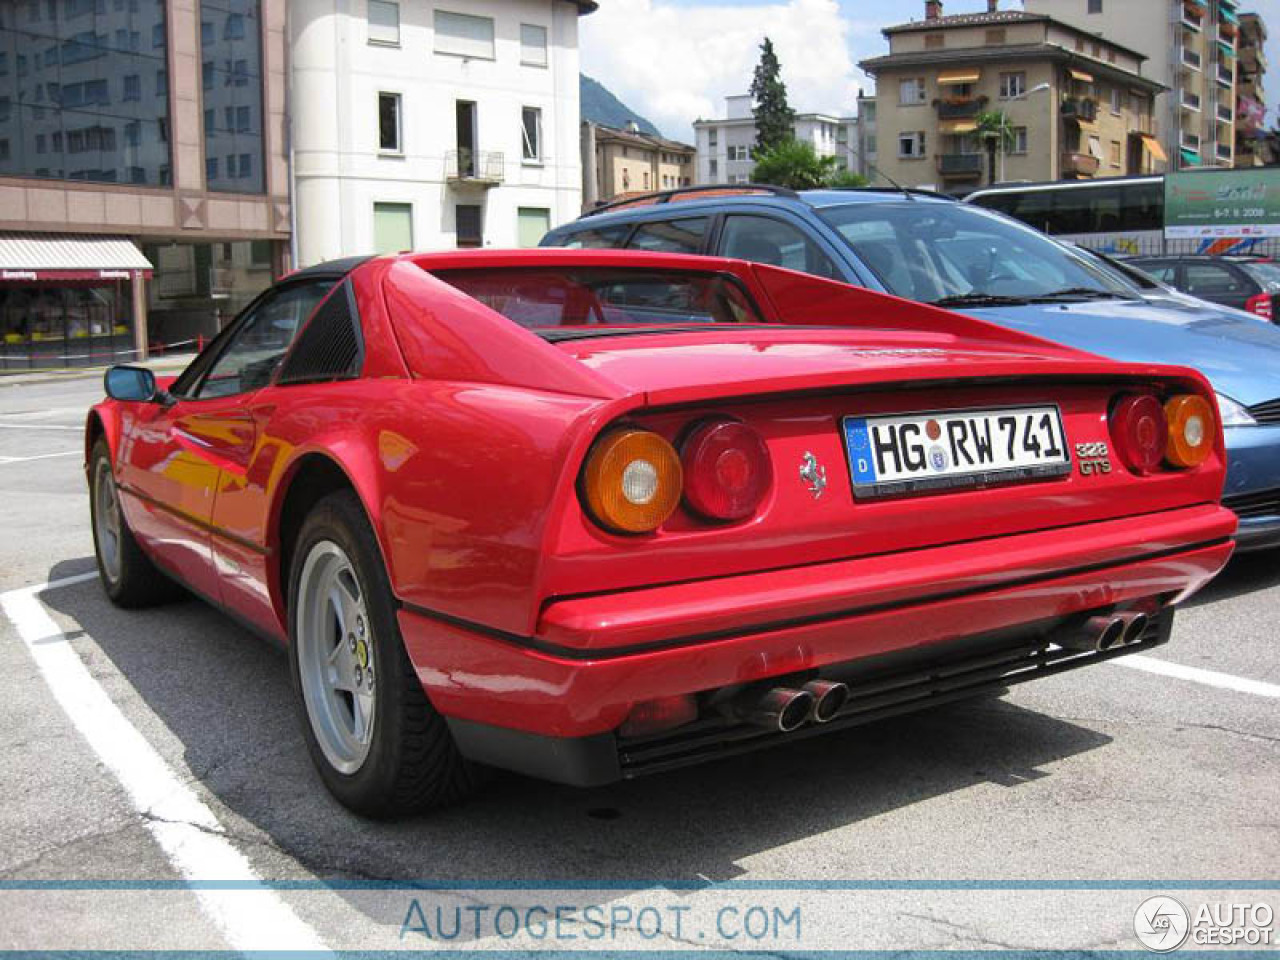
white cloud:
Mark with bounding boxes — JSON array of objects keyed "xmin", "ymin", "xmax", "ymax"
[{"xmin": 579, "ymin": 0, "xmax": 876, "ymax": 142}]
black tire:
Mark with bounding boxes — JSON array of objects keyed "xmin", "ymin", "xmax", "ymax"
[
  {"xmin": 88, "ymin": 437, "xmax": 180, "ymax": 608},
  {"xmin": 287, "ymin": 489, "xmax": 481, "ymax": 817}
]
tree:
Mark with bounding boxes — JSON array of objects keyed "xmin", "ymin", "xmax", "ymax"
[
  {"xmin": 751, "ymin": 140, "xmax": 868, "ymax": 190},
  {"xmin": 750, "ymin": 37, "xmax": 795, "ymax": 154},
  {"xmin": 974, "ymin": 110, "xmax": 1016, "ymax": 185}
]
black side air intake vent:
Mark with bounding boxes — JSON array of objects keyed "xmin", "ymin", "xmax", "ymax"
[{"xmin": 277, "ymin": 281, "xmax": 364, "ymax": 385}]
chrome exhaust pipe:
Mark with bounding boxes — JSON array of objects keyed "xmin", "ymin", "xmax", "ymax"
[
  {"xmin": 735, "ymin": 687, "xmax": 815, "ymax": 733},
  {"xmin": 803, "ymin": 680, "xmax": 849, "ymax": 724},
  {"xmin": 1058, "ymin": 615, "xmax": 1126, "ymax": 652},
  {"xmin": 1117, "ymin": 611, "xmax": 1149, "ymax": 645}
]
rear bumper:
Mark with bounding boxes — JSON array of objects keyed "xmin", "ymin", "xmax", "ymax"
[{"xmin": 398, "ymin": 505, "xmax": 1235, "ymax": 781}]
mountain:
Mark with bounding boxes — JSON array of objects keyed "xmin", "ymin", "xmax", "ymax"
[{"xmin": 580, "ymin": 74, "xmax": 663, "ymax": 138}]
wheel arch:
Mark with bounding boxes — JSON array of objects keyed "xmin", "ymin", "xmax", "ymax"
[{"xmin": 271, "ymin": 451, "xmax": 387, "ymax": 634}]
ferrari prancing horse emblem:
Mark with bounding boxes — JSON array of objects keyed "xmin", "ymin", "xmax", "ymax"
[{"xmin": 799, "ymin": 451, "xmax": 827, "ymax": 499}]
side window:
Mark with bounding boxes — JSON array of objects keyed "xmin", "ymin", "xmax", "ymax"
[
  {"xmin": 626, "ymin": 217, "xmax": 708, "ymax": 254},
  {"xmin": 1183, "ymin": 263, "xmax": 1247, "ymax": 297},
  {"xmin": 553, "ymin": 224, "xmax": 630, "ymax": 249},
  {"xmin": 719, "ymin": 215, "xmax": 840, "ymax": 280},
  {"xmin": 196, "ymin": 281, "xmax": 334, "ymax": 398},
  {"xmin": 1139, "ymin": 262, "xmax": 1176, "ymax": 284}
]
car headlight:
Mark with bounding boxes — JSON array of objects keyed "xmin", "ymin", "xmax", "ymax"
[{"xmin": 1216, "ymin": 393, "xmax": 1257, "ymax": 427}]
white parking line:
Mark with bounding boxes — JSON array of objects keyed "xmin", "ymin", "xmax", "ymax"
[
  {"xmin": 0, "ymin": 574, "xmax": 330, "ymax": 955},
  {"xmin": 1116, "ymin": 654, "xmax": 1280, "ymax": 697},
  {"xmin": 0, "ymin": 423, "xmax": 83, "ymax": 431},
  {"xmin": 0, "ymin": 451, "xmax": 80, "ymax": 464}
]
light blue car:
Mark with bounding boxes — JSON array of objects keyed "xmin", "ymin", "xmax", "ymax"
[{"xmin": 543, "ymin": 187, "xmax": 1280, "ymax": 549}]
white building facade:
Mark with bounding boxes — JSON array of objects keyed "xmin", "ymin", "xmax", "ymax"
[
  {"xmin": 693, "ymin": 95, "xmax": 861, "ymax": 185},
  {"xmin": 291, "ymin": 0, "xmax": 593, "ymax": 267}
]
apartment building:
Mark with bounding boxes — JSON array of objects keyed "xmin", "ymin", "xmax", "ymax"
[
  {"xmin": 855, "ymin": 90, "xmax": 877, "ymax": 180},
  {"xmin": 291, "ymin": 0, "xmax": 592, "ymax": 265},
  {"xmin": 859, "ymin": 0, "xmax": 1165, "ymax": 194},
  {"xmin": 692, "ymin": 94, "xmax": 860, "ymax": 185},
  {"xmin": 1236, "ymin": 12, "xmax": 1267, "ymax": 165},
  {"xmin": 1025, "ymin": 0, "xmax": 1244, "ymax": 169},
  {"xmin": 0, "ymin": 0, "xmax": 291, "ymax": 366},
  {"xmin": 580, "ymin": 121, "xmax": 694, "ymax": 210}
]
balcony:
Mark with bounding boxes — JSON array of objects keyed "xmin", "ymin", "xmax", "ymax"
[
  {"xmin": 1180, "ymin": 89, "xmax": 1203, "ymax": 111},
  {"xmin": 935, "ymin": 95, "xmax": 988, "ymax": 119},
  {"xmin": 445, "ymin": 149, "xmax": 505, "ymax": 186},
  {"xmin": 936, "ymin": 153, "xmax": 984, "ymax": 178},
  {"xmin": 1061, "ymin": 97, "xmax": 1098, "ymax": 121},
  {"xmin": 1062, "ymin": 152, "xmax": 1100, "ymax": 177}
]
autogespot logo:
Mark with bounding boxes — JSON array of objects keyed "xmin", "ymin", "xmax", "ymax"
[{"xmin": 1135, "ymin": 896, "xmax": 1191, "ymax": 952}]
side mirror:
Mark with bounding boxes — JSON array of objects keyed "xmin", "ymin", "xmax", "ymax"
[{"xmin": 104, "ymin": 365, "xmax": 159, "ymax": 402}]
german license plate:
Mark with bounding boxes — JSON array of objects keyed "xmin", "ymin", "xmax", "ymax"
[{"xmin": 843, "ymin": 406, "xmax": 1071, "ymax": 499}]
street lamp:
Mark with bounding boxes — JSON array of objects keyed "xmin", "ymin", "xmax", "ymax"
[{"xmin": 998, "ymin": 81, "xmax": 1051, "ymax": 182}]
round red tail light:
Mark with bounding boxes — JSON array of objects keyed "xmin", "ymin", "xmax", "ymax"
[
  {"xmin": 681, "ymin": 420, "xmax": 772, "ymax": 521},
  {"xmin": 1110, "ymin": 394, "xmax": 1169, "ymax": 474}
]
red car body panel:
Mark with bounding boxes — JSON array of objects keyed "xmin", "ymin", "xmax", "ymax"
[{"xmin": 86, "ymin": 248, "xmax": 1236, "ymax": 784}]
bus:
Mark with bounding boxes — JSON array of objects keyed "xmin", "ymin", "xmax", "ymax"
[{"xmin": 966, "ymin": 174, "xmax": 1270, "ymax": 258}]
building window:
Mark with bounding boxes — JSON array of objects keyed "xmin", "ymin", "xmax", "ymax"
[
  {"xmin": 1110, "ymin": 86, "xmax": 1122, "ymax": 114},
  {"xmin": 708, "ymin": 158, "xmax": 718, "ymax": 177},
  {"xmin": 999, "ymin": 72, "xmax": 1026, "ymax": 99},
  {"xmin": 708, "ymin": 129, "xmax": 718, "ymax": 147},
  {"xmin": 924, "ymin": 33, "xmax": 944, "ymax": 49},
  {"xmin": 122, "ymin": 74, "xmax": 140, "ymax": 101},
  {"xmin": 521, "ymin": 106, "xmax": 542, "ymax": 161},
  {"xmin": 373, "ymin": 202, "xmax": 413, "ymax": 254},
  {"xmin": 379, "ymin": 92, "xmax": 401, "ymax": 152},
  {"xmin": 434, "ymin": 10, "xmax": 495, "ymax": 60},
  {"xmin": 1109, "ymin": 140, "xmax": 1122, "ymax": 166},
  {"xmin": 1012, "ymin": 126, "xmax": 1028, "ymax": 154},
  {"xmin": 728, "ymin": 145, "xmax": 750, "ymax": 161},
  {"xmin": 1088, "ymin": 0, "xmax": 1102, "ymax": 12},
  {"xmin": 368, "ymin": 0, "xmax": 399, "ymax": 44},
  {"xmin": 517, "ymin": 207, "xmax": 550, "ymax": 248},
  {"xmin": 899, "ymin": 77, "xmax": 926, "ymax": 105},
  {"xmin": 898, "ymin": 131, "xmax": 926, "ymax": 158},
  {"xmin": 520, "ymin": 23, "xmax": 547, "ymax": 67},
  {"xmin": 200, "ymin": 0, "xmax": 265, "ymax": 194},
  {"xmin": 456, "ymin": 204, "xmax": 483, "ymax": 248}
]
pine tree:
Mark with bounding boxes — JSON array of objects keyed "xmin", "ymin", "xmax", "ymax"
[{"xmin": 750, "ymin": 37, "xmax": 795, "ymax": 155}]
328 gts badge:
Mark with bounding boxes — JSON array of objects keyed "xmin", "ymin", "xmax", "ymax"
[{"xmin": 1076, "ymin": 441, "xmax": 1112, "ymax": 476}]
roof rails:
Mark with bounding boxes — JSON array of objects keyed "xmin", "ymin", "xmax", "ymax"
[{"xmin": 580, "ymin": 183, "xmax": 799, "ymax": 218}]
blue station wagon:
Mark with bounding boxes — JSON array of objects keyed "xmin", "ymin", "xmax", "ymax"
[{"xmin": 542, "ymin": 186, "xmax": 1280, "ymax": 549}]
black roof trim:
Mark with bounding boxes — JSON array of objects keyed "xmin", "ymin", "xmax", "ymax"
[{"xmin": 288, "ymin": 255, "xmax": 374, "ymax": 280}]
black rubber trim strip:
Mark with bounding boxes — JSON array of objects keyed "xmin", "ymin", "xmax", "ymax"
[
  {"xmin": 398, "ymin": 534, "xmax": 1232, "ymax": 662},
  {"xmin": 117, "ymin": 482, "xmax": 272, "ymax": 557}
]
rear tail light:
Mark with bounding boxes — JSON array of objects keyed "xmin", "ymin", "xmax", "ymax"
[
  {"xmin": 680, "ymin": 420, "xmax": 773, "ymax": 521},
  {"xmin": 1110, "ymin": 394, "xmax": 1169, "ymax": 474},
  {"xmin": 1164, "ymin": 394, "xmax": 1215, "ymax": 468},
  {"xmin": 1110, "ymin": 391, "xmax": 1216, "ymax": 473},
  {"xmin": 619, "ymin": 694, "xmax": 698, "ymax": 737},
  {"xmin": 581, "ymin": 429, "xmax": 682, "ymax": 534},
  {"xmin": 1245, "ymin": 293, "xmax": 1273, "ymax": 320}
]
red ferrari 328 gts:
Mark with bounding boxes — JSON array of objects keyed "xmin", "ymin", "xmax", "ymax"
[{"xmin": 87, "ymin": 249, "xmax": 1235, "ymax": 817}]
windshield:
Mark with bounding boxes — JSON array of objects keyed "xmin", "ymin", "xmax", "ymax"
[
  {"xmin": 1239, "ymin": 261, "xmax": 1280, "ymax": 292},
  {"xmin": 816, "ymin": 202, "xmax": 1135, "ymax": 305}
]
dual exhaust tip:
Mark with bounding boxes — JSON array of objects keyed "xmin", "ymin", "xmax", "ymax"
[
  {"xmin": 1064, "ymin": 611, "xmax": 1150, "ymax": 652},
  {"xmin": 737, "ymin": 679, "xmax": 849, "ymax": 733}
]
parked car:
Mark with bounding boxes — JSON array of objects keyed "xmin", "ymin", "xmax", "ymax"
[
  {"xmin": 88, "ymin": 249, "xmax": 1234, "ymax": 816},
  {"xmin": 1124, "ymin": 255, "xmax": 1280, "ymax": 322},
  {"xmin": 544, "ymin": 187, "xmax": 1280, "ymax": 549}
]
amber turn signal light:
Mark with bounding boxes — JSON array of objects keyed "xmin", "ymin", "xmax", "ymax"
[
  {"xmin": 1164, "ymin": 394, "xmax": 1215, "ymax": 468},
  {"xmin": 582, "ymin": 429, "xmax": 682, "ymax": 534}
]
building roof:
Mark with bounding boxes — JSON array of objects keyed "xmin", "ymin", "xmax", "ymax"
[
  {"xmin": 881, "ymin": 9, "xmax": 1148, "ymax": 62},
  {"xmin": 590, "ymin": 123, "xmax": 695, "ymax": 154}
]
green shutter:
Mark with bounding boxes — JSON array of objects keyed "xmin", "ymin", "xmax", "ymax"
[
  {"xmin": 517, "ymin": 207, "xmax": 551, "ymax": 248},
  {"xmin": 373, "ymin": 202, "xmax": 413, "ymax": 254}
]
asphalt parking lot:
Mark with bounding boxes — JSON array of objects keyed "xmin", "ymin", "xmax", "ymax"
[{"xmin": 1, "ymin": 370, "xmax": 1277, "ymax": 953}]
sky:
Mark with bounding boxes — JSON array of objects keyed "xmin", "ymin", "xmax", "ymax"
[{"xmin": 579, "ymin": 0, "xmax": 1280, "ymax": 142}]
